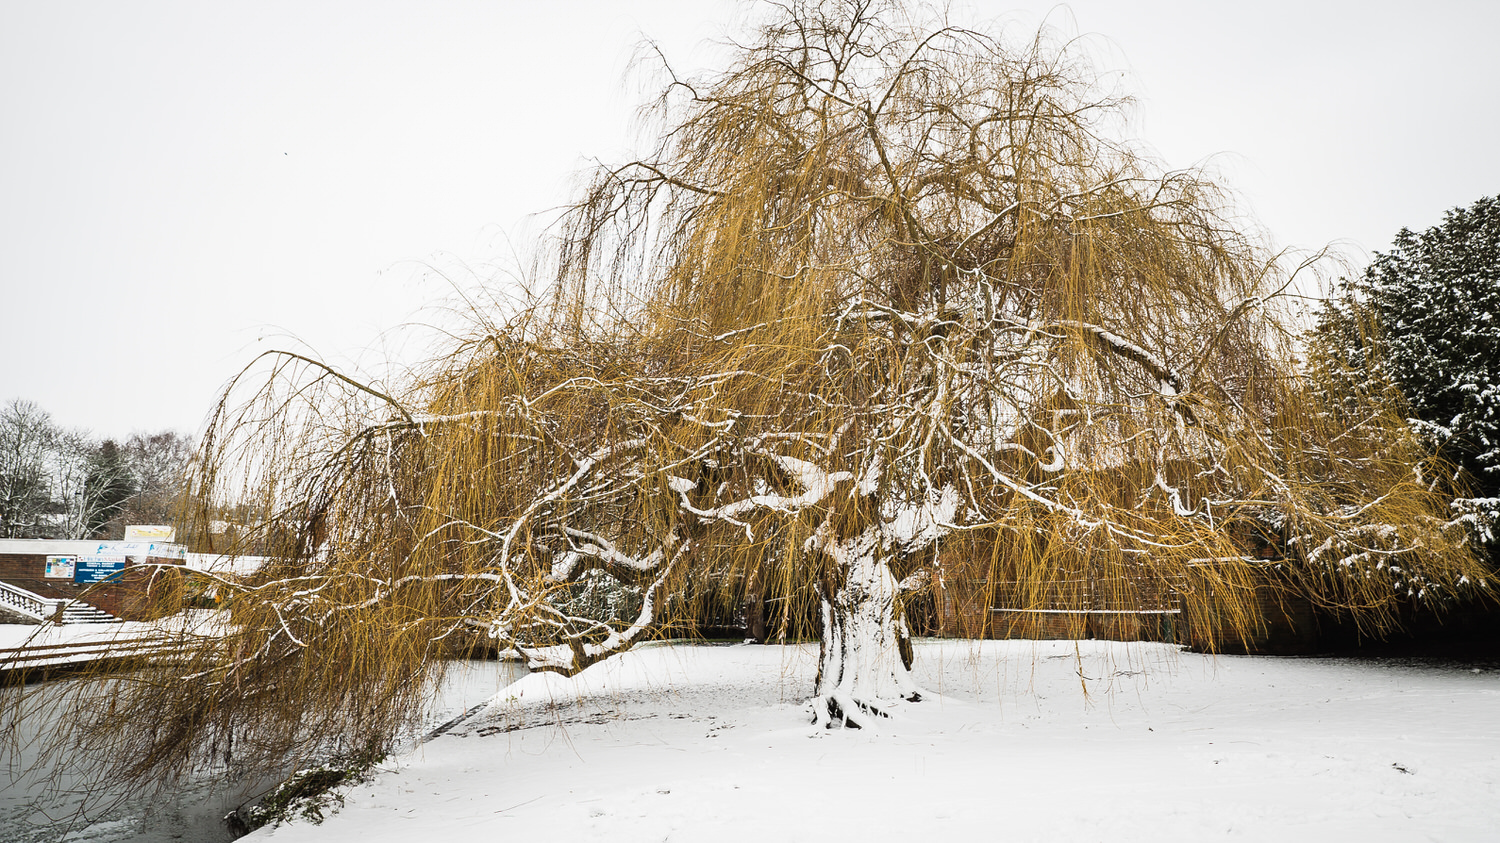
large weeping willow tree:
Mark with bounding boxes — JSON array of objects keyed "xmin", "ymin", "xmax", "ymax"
[{"xmin": 11, "ymin": 0, "xmax": 1489, "ymax": 800}]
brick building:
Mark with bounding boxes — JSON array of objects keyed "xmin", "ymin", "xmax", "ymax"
[{"xmin": 0, "ymin": 538, "xmax": 187, "ymax": 622}]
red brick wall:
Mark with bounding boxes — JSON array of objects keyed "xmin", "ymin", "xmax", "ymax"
[
  {"xmin": 0, "ymin": 552, "xmax": 56, "ymax": 582},
  {"xmin": 0, "ymin": 552, "xmax": 184, "ymax": 621},
  {"xmin": 1189, "ymin": 579, "xmax": 1319, "ymax": 655},
  {"xmin": 937, "ymin": 575, "xmax": 994, "ymax": 638}
]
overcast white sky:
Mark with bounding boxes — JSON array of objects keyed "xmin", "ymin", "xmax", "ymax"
[{"xmin": 2, "ymin": 0, "xmax": 1497, "ymax": 440}]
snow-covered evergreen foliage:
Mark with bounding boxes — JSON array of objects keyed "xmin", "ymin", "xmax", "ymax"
[{"xmin": 1315, "ymin": 196, "xmax": 1500, "ymax": 550}]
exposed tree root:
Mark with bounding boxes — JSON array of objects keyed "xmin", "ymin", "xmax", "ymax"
[{"xmin": 810, "ymin": 689, "xmax": 925, "ymax": 730}]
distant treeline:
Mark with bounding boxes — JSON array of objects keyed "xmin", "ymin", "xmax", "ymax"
[{"xmin": 0, "ymin": 398, "xmax": 192, "ymax": 540}]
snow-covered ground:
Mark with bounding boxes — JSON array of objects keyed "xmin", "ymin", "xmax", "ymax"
[
  {"xmin": 0, "ymin": 614, "xmax": 228, "ymax": 673},
  {"xmin": 251, "ymin": 639, "xmax": 1500, "ymax": 842},
  {"xmin": 0, "ymin": 622, "xmax": 163, "ymax": 651}
]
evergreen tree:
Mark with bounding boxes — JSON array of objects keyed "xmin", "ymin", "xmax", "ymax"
[
  {"xmin": 1317, "ymin": 196, "xmax": 1500, "ymax": 545},
  {"xmin": 83, "ymin": 439, "xmax": 136, "ymax": 539}
]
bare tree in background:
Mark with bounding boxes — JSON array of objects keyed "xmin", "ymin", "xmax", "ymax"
[
  {"xmin": 0, "ymin": 400, "xmax": 113, "ymax": 539},
  {"xmin": 113, "ymin": 430, "xmax": 194, "ymax": 534},
  {"xmin": 0, "ymin": 399, "xmax": 56, "ymax": 538},
  {"xmin": 50, "ymin": 430, "xmax": 124, "ymax": 540},
  {"xmin": 13, "ymin": 0, "xmax": 1488, "ymax": 801},
  {"xmin": 0, "ymin": 400, "xmax": 190, "ymax": 540}
]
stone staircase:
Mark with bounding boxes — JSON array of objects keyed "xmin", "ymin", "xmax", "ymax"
[
  {"xmin": 0, "ymin": 579, "xmax": 120, "ymax": 624},
  {"xmin": 58, "ymin": 600, "xmax": 121, "ymax": 624}
]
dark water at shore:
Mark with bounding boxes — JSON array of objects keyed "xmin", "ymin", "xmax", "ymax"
[{"xmin": 1, "ymin": 660, "xmax": 526, "ymax": 843}]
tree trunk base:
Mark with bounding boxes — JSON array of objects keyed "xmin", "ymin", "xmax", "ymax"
[
  {"xmin": 809, "ymin": 527, "xmax": 925, "ymax": 728},
  {"xmin": 810, "ymin": 689, "xmax": 924, "ymax": 729}
]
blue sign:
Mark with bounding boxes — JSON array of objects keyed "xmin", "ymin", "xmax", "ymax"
[{"xmin": 74, "ymin": 554, "xmax": 127, "ymax": 584}]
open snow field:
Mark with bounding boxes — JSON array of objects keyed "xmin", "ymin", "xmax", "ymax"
[{"xmin": 252, "ymin": 639, "xmax": 1500, "ymax": 842}]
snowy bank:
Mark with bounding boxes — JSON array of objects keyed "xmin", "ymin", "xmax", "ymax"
[{"xmin": 252, "ymin": 640, "xmax": 1500, "ymax": 842}]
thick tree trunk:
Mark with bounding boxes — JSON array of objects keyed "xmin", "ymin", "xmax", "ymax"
[
  {"xmin": 743, "ymin": 564, "xmax": 767, "ymax": 643},
  {"xmin": 811, "ymin": 527, "xmax": 919, "ymax": 728}
]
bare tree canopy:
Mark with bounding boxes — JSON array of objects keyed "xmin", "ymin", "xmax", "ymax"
[
  {"xmin": 0, "ymin": 398, "xmax": 56, "ymax": 538},
  {"xmin": 114, "ymin": 429, "xmax": 195, "ymax": 533},
  {"xmin": 0, "ymin": 400, "xmax": 189, "ymax": 539},
  {"xmin": 13, "ymin": 0, "xmax": 1489, "ymax": 800}
]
